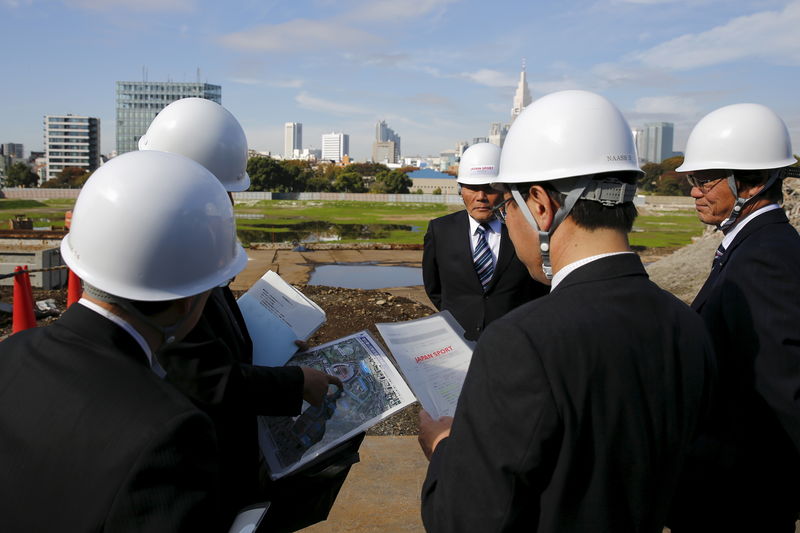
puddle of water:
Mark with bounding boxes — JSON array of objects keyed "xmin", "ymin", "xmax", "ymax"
[
  {"xmin": 308, "ymin": 264, "xmax": 423, "ymax": 289},
  {"xmin": 237, "ymin": 221, "xmax": 414, "ymax": 244}
]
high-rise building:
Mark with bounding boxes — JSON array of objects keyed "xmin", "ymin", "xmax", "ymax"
[
  {"xmin": 1, "ymin": 143, "xmax": 24, "ymax": 159},
  {"xmin": 115, "ymin": 81, "xmax": 221, "ymax": 155},
  {"xmin": 43, "ymin": 114, "xmax": 100, "ymax": 180},
  {"xmin": 321, "ymin": 132, "xmax": 349, "ymax": 162},
  {"xmin": 372, "ymin": 141, "xmax": 397, "ymax": 164},
  {"xmin": 635, "ymin": 122, "xmax": 675, "ymax": 163},
  {"xmin": 284, "ymin": 122, "xmax": 302, "ymax": 159},
  {"xmin": 488, "ymin": 123, "xmax": 509, "ymax": 147},
  {"xmin": 372, "ymin": 120, "xmax": 401, "ymax": 163},
  {"xmin": 511, "ymin": 60, "xmax": 532, "ymax": 123}
]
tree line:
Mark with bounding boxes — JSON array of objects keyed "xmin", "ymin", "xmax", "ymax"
[
  {"xmin": 5, "ymin": 154, "xmax": 799, "ymax": 193},
  {"xmin": 638, "ymin": 154, "xmax": 800, "ymax": 196}
]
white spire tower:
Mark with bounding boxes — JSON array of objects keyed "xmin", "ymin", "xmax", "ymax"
[{"xmin": 511, "ymin": 58, "xmax": 532, "ymax": 122}]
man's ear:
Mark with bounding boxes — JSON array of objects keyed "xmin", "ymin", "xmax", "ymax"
[{"xmin": 527, "ymin": 184, "xmax": 556, "ymax": 232}]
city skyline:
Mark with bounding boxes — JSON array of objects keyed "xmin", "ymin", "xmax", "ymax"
[{"xmin": 1, "ymin": 0, "xmax": 799, "ymax": 162}]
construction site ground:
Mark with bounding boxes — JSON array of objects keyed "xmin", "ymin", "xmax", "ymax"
[{"xmin": 3, "ymin": 244, "xmax": 800, "ymax": 532}]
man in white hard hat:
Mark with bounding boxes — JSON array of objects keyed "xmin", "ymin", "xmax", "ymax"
[
  {"xmin": 418, "ymin": 90, "xmax": 715, "ymax": 532},
  {"xmin": 139, "ymin": 97, "xmax": 347, "ymax": 529},
  {"xmin": 0, "ymin": 150, "xmax": 247, "ymax": 531},
  {"xmin": 667, "ymin": 104, "xmax": 800, "ymax": 533},
  {"xmin": 423, "ymin": 142, "xmax": 547, "ymax": 340}
]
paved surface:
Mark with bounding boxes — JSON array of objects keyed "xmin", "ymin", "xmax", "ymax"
[{"xmin": 302, "ymin": 436, "xmax": 427, "ymax": 532}]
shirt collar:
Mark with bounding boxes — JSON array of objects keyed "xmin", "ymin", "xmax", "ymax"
[
  {"xmin": 721, "ymin": 203, "xmax": 781, "ymax": 250},
  {"xmin": 468, "ymin": 214, "xmax": 501, "ymax": 235},
  {"xmin": 77, "ymin": 298, "xmax": 165, "ymax": 377},
  {"xmin": 550, "ymin": 251, "xmax": 636, "ymax": 291}
]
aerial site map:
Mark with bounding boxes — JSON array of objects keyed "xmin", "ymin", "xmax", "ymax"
[{"xmin": 258, "ymin": 330, "xmax": 416, "ymax": 478}]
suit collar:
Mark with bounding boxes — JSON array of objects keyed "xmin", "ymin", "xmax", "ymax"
[
  {"xmin": 55, "ymin": 304, "xmax": 151, "ymax": 368},
  {"xmin": 692, "ymin": 208, "xmax": 789, "ymax": 310},
  {"xmin": 551, "ymin": 253, "xmax": 647, "ymax": 294},
  {"xmin": 719, "ymin": 207, "xmax": 788, "ymax": 266}
]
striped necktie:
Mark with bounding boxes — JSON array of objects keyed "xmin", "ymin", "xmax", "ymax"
[
  {"xmin": 473, "ymin": 224, "xmax": 494, "ymax": 291},
  {"xmin": 712, "ymin": 242, "xmax": 725, "ymax": 269}
]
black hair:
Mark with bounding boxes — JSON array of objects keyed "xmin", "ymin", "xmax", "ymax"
[{"xmin": 515, "ymin": 172, "xmax": 638, "ymax": 232}]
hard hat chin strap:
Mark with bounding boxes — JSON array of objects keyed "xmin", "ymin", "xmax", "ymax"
[
  {"xmin": 511, "ymin": 175, "xmax": 593, "ymax": 280},
  {"xmin": 84, "ymin": 283, "xmax": 203, "ymax": 349},
  {"xmin": 718, "ymin": 169, "xmax": 781, "ymax": 233}
]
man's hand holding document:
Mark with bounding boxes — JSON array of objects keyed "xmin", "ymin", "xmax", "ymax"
[
  {"xmin": 376, "ymin": 310, "xmax": 475, "ymax": 419},
  {"xmin": 237, "ymin": 270, "xmax": 326, "ymax": 367}
]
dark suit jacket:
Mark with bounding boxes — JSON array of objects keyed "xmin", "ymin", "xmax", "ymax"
[
  {"xmin": 0, "ymin": 304, "xmax": 223, "ymax": 532},
  {"xmin": 423, "ymin": 210, "xmax": 547, "ymax": 340},
  {"xmin": 669, "ymin": 208, "xmax": 800, "ymax": 531},
  {"xmin": 158, "ymin": 286, "xmax": 304, "ymax": 517},
  {"xmin": 422, "ymin": 254, "xmax": 714, "ymax": 533}
]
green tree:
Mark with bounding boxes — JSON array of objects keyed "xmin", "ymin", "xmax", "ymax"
[
  {"xmin": 343, "ymin": 162, "xmax": 388, "ymax": 177},
  {"xmin": 660, "ymin": 155, "xmax": 684, "ymax": 172},
  {"xmin": 41, "ymin": 166, "xmax": 90, "ymax": 188},
  {"xmin": 639, "ymin": 162, "xmax": 662, "ymax": 192},
  {"xmin": 281, "ymin": 159, "xmax": 315, "ymax": 191},
  {"xmin": 655, "ymin": 170, "xmax": 691, "ymax": 196},
  {"xmin": 432, "ymin": 187, "xmax": 442, "ymax": 195},
  {"xmin": 5, "ymin": 162, "xmax": 39, "ymax": 188},
  {"xmin": 371, "ymin": 169, "xmax": 412, "ymax": 193},
  {"xmin": 247, "ymin": 156, "xmax": 294, "ymax": 192},
  {"xmin": 332, "ymin": 171, "xmax": 366, "ymax": 192}
]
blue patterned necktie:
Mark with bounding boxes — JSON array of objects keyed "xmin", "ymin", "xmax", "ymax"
[
  {"xmin": 712, "ymin": 242, "xmax": 725, "ymax": 269},
  {"xmin": 473, "ymin": 224, "xmax": 494, "ymax": 291}
]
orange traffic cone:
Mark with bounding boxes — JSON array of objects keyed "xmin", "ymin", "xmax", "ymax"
[
  {"xmin": 12, "ymin": 266, "xmax": 36, "ymax": 334},
  {"xmin": 67, "ymin": 269, "xmax": 82, "ymax": 308}
]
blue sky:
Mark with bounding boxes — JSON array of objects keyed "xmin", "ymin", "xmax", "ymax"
[{"xmin": 2, "ymin": 0, "xmax": 799, "ymax": 161}]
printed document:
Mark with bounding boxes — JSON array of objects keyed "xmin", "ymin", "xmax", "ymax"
[
  {"xmin": 376, "ymin": 311, "xmax": 475, "ymax": 419},
  {"xmin": 237, "ymin": 270, "xmax": 326, "ymax": 367},
  {"xmin": 258, "ymin": 330, "xmax": 416, "ymax": 479}
]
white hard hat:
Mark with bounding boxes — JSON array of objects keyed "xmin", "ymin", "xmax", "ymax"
[
  {"xmin": 493, "ymin": 90, "xmax": 640, "ymax": 281},
  {"xmin": 138, "ymin": 97, "xmax": 251, "ymax": 192},
  {"xmin": 61, "ymin": 151, "xmax": 248, "ymax": 301},
  {"xmin": 497, "ymin": 90, "xmax": 642, "ymax": 185},
  {"xmin": 677, "ymin": 103, "xmax": 795, "ymax": 172},
  {"xmin": 458, "ymin": 143, "xmax": 501, "ymax": 185}
]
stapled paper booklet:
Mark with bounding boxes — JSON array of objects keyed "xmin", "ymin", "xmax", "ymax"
[
  {"xmin": 376, "ymin": 311, "xmax": 475, "ymax": 419},
  {"xmin": 258, "ymin": 330, "xmax": 416, "ymax": 479},
  {"xmin": 237, "ymin": 270, "xmax": 326, "ymax": 367}
]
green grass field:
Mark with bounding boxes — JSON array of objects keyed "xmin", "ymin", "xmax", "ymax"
[
  {"xmin": 630, "ymin": 212, "xmax": 705, "ymax": 248},
  {"xmin": 0, "ymin": 198, "xmax": 704, "ymax": 249}
]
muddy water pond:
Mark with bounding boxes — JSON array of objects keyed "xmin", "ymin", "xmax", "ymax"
[
  {"xmin": 237, "ymin": 220, "xmax": 419, "ymax": 244},
  {"xmin": 308, "ymin": 264, "xmax": 423, "ymax": 289}
]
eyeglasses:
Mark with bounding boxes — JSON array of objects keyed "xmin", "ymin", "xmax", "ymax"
[
  {"xmin": 490, "ymin": 197, "xmax": 513, "ymax": 223},
  {"xmin": 686, "ymin": 172, "xmax": 730, "ymax": 193}
]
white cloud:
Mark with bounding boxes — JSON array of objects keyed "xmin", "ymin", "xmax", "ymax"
[
  {"xmin": 65, "ymin": 0, "xmax": 194, "ymax": 11},
  {"xmin": 634, "ymin": 1, "xmax": 800, "ymax": 69},
  {"xmin": 219, "ymin": 19, "xmax": 381, "ymax": 52},
  {"xmin": 633, "ymin": 95, "xmax": 700, "ymax": 115},
  {"xmin": 230, "ymin": 77, "xmax": 304, "ymax": 89},
  {"xmin": 462, "ymin": 69, "xmax": 516, "ymax": 88},
  {"xmin": 406, "ymin": 93, "xmax": 455, "ymax": 108},
  {"xmin": 295, "ymin": 91, "xmax": 371, "ymax": 115},
  {"xmin": 352, "ymin": 0, "xmax": 460, "ymax": 22}
]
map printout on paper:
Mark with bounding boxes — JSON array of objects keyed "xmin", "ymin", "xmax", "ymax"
[
  {"xmin": 237, "ymin": 270, "xmax": 326, "ymax": 367},
  {"xmin": 376, "ymin": 311, "xmax": 475, "ymax": 419},
  {"xmin": 258, "ymin": 330, "xmax": 416, "ymax": 479}
]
